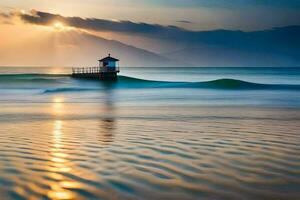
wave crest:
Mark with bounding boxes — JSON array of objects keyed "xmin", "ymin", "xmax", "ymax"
[{"xmin": 1, "ymin": 73, "xmax": 300, "ymax": 92}]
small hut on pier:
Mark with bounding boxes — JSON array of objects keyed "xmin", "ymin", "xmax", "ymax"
[{"xmin": 72, "ymin": 54, "xmax": 120, "ymax": 80}]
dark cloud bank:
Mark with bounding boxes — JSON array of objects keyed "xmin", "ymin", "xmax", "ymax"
[
  {"xmin": 4, "ymin": 10, "xmax": 300, "ymax": 66},
  {"xmin": 19, "ymin": 10, "xmax": 299, "ymax": 46}
]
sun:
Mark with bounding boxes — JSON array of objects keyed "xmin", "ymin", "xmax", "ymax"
[{"xmin": 53, "ymin": 22, "xmax": 65, "ymax": 31}]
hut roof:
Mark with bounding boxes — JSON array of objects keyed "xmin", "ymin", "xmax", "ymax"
[{"xmin": 99, "ymin": 54, "xmax": 119, "ymax": 62}]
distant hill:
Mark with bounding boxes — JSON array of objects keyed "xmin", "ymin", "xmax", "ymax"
[
  {"xmin": 1, "ymin": 26, "xmax": 299, "ymax": 67},
  {"xmin": 0, "ymin": 30, "xmax": 177, "ymax": 67},
  {"xmin": 74, "ymin": 32, "xmax": 178, "ymax": 67},
  {"xmin": 161, "ymin": 26, "xmax": 300, "ymax": 67}
]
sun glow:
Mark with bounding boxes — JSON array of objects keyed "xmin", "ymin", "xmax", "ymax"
[{"xmin": 53, "ymin": 22, "xmax": 65, "ymax": 31}]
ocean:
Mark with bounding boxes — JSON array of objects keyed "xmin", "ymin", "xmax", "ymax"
[{"xmin": 0, "ymin": 67, "xmax": 299, "ymax": 200}]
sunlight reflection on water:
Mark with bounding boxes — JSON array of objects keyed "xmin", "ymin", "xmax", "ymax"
[
  {"xmin": 0, "ymin": 102, "xmax": 300, "ymax": 199},
  {"xmin": 1, "ymin": 67, "xmax": 300, "ymax": 199},
  {"xmin": 48, "ymin": 120, "xmax": 76, "ymax": 200}
]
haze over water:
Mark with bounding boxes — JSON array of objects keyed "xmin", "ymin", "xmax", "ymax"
[{"xmin": 0, "ymin": 67, "xmax": 300, "ymax": 200}]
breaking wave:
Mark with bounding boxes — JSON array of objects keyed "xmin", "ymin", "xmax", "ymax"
[
  {"xmin": 1, "ymin": 74, "xmax": 300, "ymax": 93},
  {"xmin": 0, "ymin": 74, "xmax": 69, "ymax": 84},
  {"xmin": 43, "ymin": 88, "xmax": 99, "ymax": 93}
]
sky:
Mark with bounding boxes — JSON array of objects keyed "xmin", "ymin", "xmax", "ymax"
[
  {"xmin": 1, "ymin": 0, "xmax": 300, "ymax": 30},
  {"xmin": 0, "ymin": 0, "xmax": 299, "ymax": 66}
]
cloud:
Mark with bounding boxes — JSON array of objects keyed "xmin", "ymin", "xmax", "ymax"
[
  {"xmin": 177, "ymin": 20, "xmax": 192, "ymax": 24},
  {"xmin": 20, "ymin": 11, "xmax": 300, "ymax": 42},
  {"xmin": 0, "ymin": 9, "xmax": 299, "ymax": 66},
  {"xmin": 0, "ymin": 12, "xmax": 11, "ymax": 19},
  {"xmin": 19, "ymin": 10, "xmax": 185, "ymax": 36},
  {"xmin": 0, "ymin": 11, "xmax": 16, "ymax": 24},
  {"xmin": 159, "ymin": 0, "xmax": 300, "ymax": 9},
  {"xmin": 3, "ymin": 9, "xmax": 300, "ymax": 52}
]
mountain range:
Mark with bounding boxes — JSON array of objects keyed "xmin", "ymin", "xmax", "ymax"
[{"xmin": 0, "ymin": 26, "xmax": 299, "ymax": 67}]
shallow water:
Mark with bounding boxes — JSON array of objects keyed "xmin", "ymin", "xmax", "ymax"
[{"xmin": 0, "ymin": 67, "xmax": 300, "ymax": 199}]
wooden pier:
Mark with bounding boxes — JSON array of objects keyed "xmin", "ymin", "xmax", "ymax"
[
  {"xmin": 72, "ymin": 66, "xmax": 120, "ymax": 79},
  {"xmin": 71, "ymin": 54, "xmax": 120, "ymax": 80}
]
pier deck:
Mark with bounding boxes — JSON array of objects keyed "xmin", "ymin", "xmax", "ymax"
[{"xmin": 72, "ymin": 67, "xmax": 120, "ymax": 80}]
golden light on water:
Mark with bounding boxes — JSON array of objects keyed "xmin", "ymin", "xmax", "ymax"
[
  {"xmin": 48, "ymin": 120, "xmax": 77, "ymax": 200},
  {"xmin": 53, "ymin": 97, "xmax": 65, "ymax": 116},
  {"xmin": 52, "ymin": 120, "xmax": 64, "ymax": 152},
  {"xmin": 54, "ymin": 97, "xmax": 64, "ymax": 103},
  {"xmin": 47, "ymin": 189, "xmax": 75, "ymax": 200}
]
